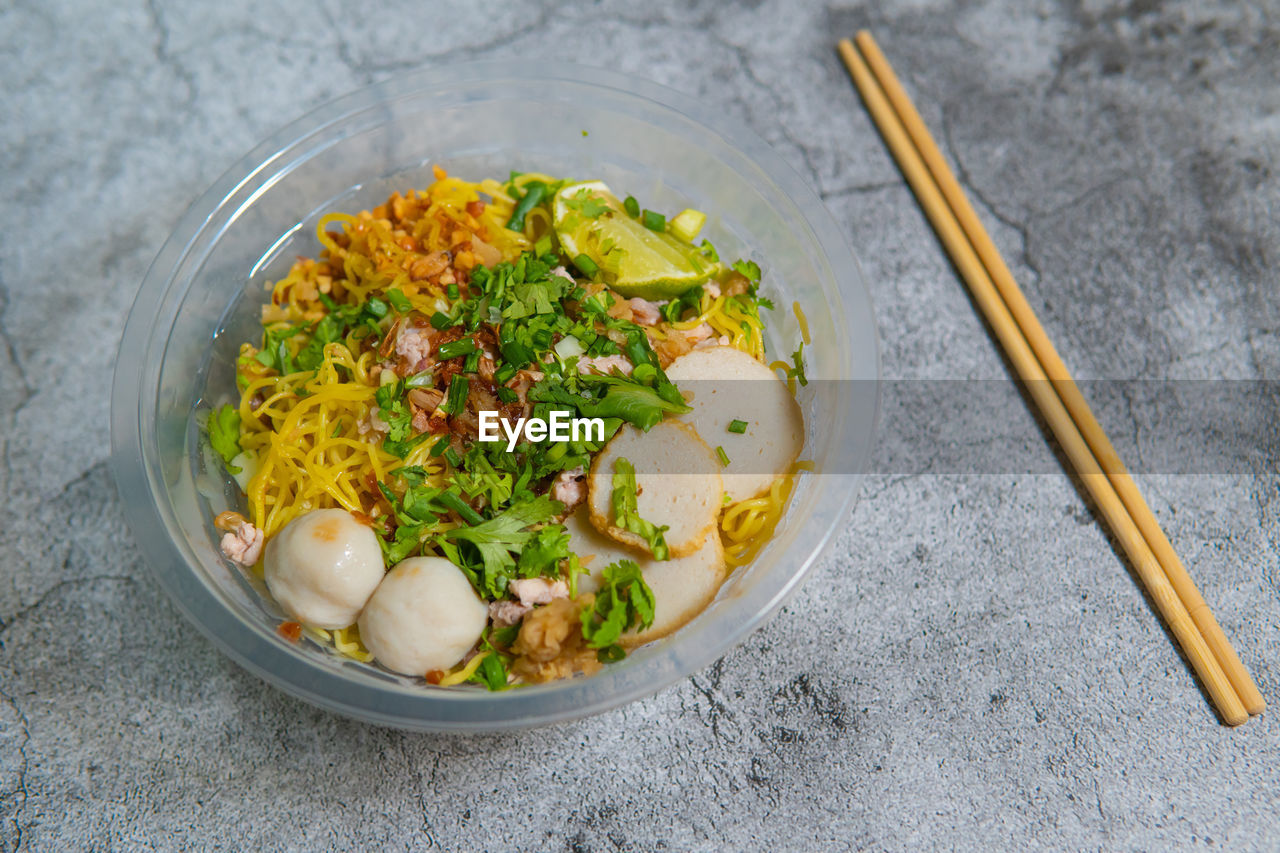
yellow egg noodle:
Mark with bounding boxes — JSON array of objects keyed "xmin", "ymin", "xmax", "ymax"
[{"xmin": 218, "ymin": 168, "xmax": 807, "ymax": 679}]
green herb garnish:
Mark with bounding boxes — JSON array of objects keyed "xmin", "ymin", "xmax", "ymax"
[
  {"xmin": 385, "ymin": 288, "xmax": 412, "ymax": 313},
  {"xmin": 727, "ymin": 419, "xmax": 748, "ymax": 434},
  {"xmin": 731, "ymin": 258, "xmax": 762, "ymax": 284},
  {"xmin": 469, "ymin": 648, "xmax": 511, "ymax": 691},
  {"xmin": 580, "ymin": 559, "xmax": 656, "ymax": 655},
  {"xmin": 439, "ymin": 495, "xmax": 564, "ymax": 598},
  {"xmin": 208, "ymin": 404, "xmax": 242, "ymax": 473},
  {"xmin": 375, "ymin": 379, "xmax": 429, "ymax": 458},
  {"xmin": 564, "ymin": 189, "xmax": 610, "ymax": 219},
  {"xmin": 437, "ymin": 489, "xmax": 484, "ymax": 526},
  {"xmin": 610, "ymin": 457, "xmax": 669, "ymax": 560},
  {"xmin": 507, "ymin": 181, "xmax": 547, "ymax": 231},
  {"xmin": 443, "ymin": 374, "xmax": 470, "ymax": 417},
  {"xmin": 790, "ymin": 343, "xmax": 808, "ymax": 387},
  {"xmin": 437, "ymin": 338, "xmax": 477, "ymax": 361}
]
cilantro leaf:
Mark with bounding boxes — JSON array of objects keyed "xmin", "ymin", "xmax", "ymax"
[
  {"xmin": 790, "ymin": 342, "xmax": 808, "ymax": 387},
  {"xmin": 208, "ymin": 404, "xmax": 242, "ymax": 473},
  {"xmin": 579, "ymin": 559, "xmax": 656, "ymax": 650},
  {"xmin": 564, "ymin": 188, "xmax": 610, "ymax": 219},
  {"xmin": 255, "ymin": 324, "xmax": 301, "ymax": 374},
  {"xmin": 383, "ymin": 522, "xmax": 427, "ymax": 564},
  {"xmin": 610, "ymin": 457, "xmax": 670, "ymax": 560},
  {"xmin": 661, "ymin": 285, "xmax": 705, "ymax": 324},
  {"xmin": 441, "ymin": 495, "xmax": 565, "ymax": 597},
  {"xmin": 516, "ymin": 524, "xmax": 571, "ymax": 579},
  {"xmin": 374, "ymin": 379, "xmax": 427, "ymax": 457},
  {"xmin": 533, "ymin": 375, "xmax": 690, "ymax": 432},
  {"xmin": 731, "ymin": 258, "xmax": 762, "ymax": 284},
  {"xmin": 295, "ymin": 314, "xmax": 343, "ymax": 370}
]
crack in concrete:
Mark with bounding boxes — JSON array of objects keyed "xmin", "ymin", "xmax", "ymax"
[
  {"xmin": 1250, "ymin": 481, "xmax": 1280, "ymax": 609},
  {"xmin": 144, "ymin": 0, "xmax": 198, "ymax": 110},
  {"xmin": 686, "ymin": 659, "xmax": 737, "ymax": 742},
  {"xmin": 0, "ymin": 269, "xmax": 35, "ymax": 499},
  {"xmin": 819, "ymin": 180, "xmax": 904, "ymax": 199},
  {"xmin": 318, "ymin": 0, "xmax": 555, "ymax": 84},
  {"xmin": 714, "ymin": 35, "xmax": 824, "ymax": 187},
  {"xmin": 937, "ymin": 104, "xmax": 1044, "ymax": 291},
  {"xmin": 0, "ymin": 573, "xmax": 136, "ymax": 644},
  {"xmin": 0, "ymin": 684, "xmax": 30, "ymax": 852}
]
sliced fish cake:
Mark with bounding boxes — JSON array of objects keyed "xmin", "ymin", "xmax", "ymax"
[
  {"xmin": 587, "ymin": 420, "xmax": 723, "ymax": 558},
  {"xmin": 564, "ymin": 509, "xmax": 726, "ymax": 644},
  {"xmin": 665, "ymin": 345, "xmax": 804, "ymax": 503}
]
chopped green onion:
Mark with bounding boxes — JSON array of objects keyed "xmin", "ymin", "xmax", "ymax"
[
  {"xmin": 573, "ymin": 253, "xmax": 599, "ymax": 277},
  {"xmin": 365, "ymin": 297, "xmax": 389, "ymax": 318},
  {"xmin": 444, "ymin": 447, "xmax": 463, "ymax": 469},
  {"xmin": 497, "ymin": 387, "xmax": 518, "ymax": 404},
  {"xmin": 464, "ymin": 350, "xmax": 481, "ymax": 373},
  {"xmin": 385, "ymin": 288, "xmax": 412, "ymax": 313},
  {"xmin": 506, "ymin": 182, "xmax": 546, "ymax": 231},
  {"xmin": 715, "ymin": 446, "xmax": 730, "ymax": 467},
  {"xmin": 430, "ymin": 311, "xmax": 453, "ymax": 330},
  {"xmin": 554, "ymin": 335, "xmax": 585, "ymax": 361},
  {"xmin": 447, "ymin": 283, "xmax": 459, "ymax": 300},
  {"xmin": 429, "ymin": 436, "xmax": 451, "ymax": 457},
  {"xmin": 444, "ymin": 374, "xmax": 469, "ymax": 416},
  {"xmin": 641, "ymin": 210, "xmax": 665, "ymax": 232},
  {"xmin": 623, "ymin": 196, "xmax": 640, "ymax": 218},
  {"xmin": 437, "ymin": 338, "xmax": 477, "ymax": 360},
  {"xmin": 405, "ymin": 370, "xmax": 435, "ymax": 388},
  {"xmin": 727, "ymin": 419, "xmax": 748, "ymax": 434},
  {"xmin": 438, "ymin": 490, "xmax": 484, "ymax": 526},
  {"xmin": 534, "ymin": 235, "xmax": 553, "ymax": 257}
]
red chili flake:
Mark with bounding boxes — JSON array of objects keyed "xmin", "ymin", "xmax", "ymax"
[
  {"xmin": 277, "ymin": 622, "xmax": 302, "ymax": 642},
  {"xmin": 465, "ymin": 200, "xmax": 485, "ymax": 218},
  {"xmin": 424, "ymin": 670, "xmax": 445, "ymax": 685}
]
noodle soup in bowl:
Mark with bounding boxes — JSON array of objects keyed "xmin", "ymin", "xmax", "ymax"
[{"xmin": 111, "ymin": 61, "xmax": 879, "ymax": 731}]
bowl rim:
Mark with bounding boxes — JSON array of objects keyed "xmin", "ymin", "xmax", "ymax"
[{"xmin": 111, "ymin": 59, "xmax": 881, "ymax": 731}]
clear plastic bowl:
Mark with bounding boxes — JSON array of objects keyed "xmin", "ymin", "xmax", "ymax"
[{"xmin": 110, "ymin": 61, "xmax": 879, "ymax": 731}]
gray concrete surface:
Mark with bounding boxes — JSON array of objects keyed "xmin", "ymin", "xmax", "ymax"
[{"xmin": 3, "ymin": 0, "xmax": 1279, "ymax": 849}]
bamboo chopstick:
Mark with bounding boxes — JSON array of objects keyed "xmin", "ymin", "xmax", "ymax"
[
  {"xmin": 849, "ymin": 31, "xmax": 1265, "ymax": 719},
  {"xmin": 837, "ymin": 35, "xmax": 1259, "ymax": 725}
]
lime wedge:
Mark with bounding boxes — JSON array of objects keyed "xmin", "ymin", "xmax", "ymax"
[{"xmin": 553, "ymin": 181, "xmax": 719, "ymax": 300}]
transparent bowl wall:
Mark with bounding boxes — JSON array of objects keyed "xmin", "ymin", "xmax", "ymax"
[{"xmin": 111, "ymin": 62, "xmax": 879, "ymax": 731}]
